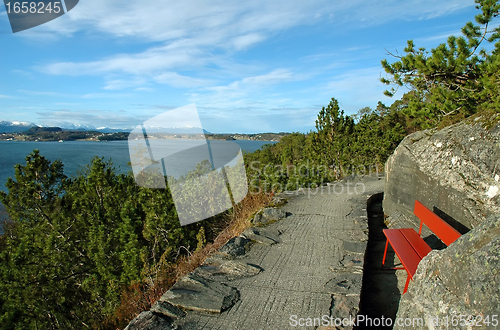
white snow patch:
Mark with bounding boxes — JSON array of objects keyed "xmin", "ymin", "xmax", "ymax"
[
  {"xmin": 451, "ymin": 156, "xmax": 459, "ymax": 165},
  {"xmin": 495, "ymin": 174, "xmax": 500, "ymax": 182},
  {"xmin": 486, "ymin": 185, "xmax": 499, "ymax": 199},
  {"xmin": 469, "ymin": 137, "xmax": 475, "ymax": 141},
  {"xmin": 435, "ymin": 142, "xmax": 443, "ymax": 148}
]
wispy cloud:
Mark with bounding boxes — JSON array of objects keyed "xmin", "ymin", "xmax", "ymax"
[
  {"xmin": 36, "ymin": 109, "xmax": 146, "ymax": 128},
  {"xmin": 322, "ymin": 67, "xmax": 400, "ymax": 114},
  {"xmin": 416, "ymin": 30, "xmax": 463, "ymax": 43},
  {"xmin": 190, "ymin": 69, "xmax": 297, "ymax": 107},
  {"xmin": 153, "ymin": 72, "xmax": 214, "ymax": 88},
  {"xmin": 18, "ymin": 89, "xmax": 74, "ymax": 97},
  {"xmin": 33, "ymin": 0, "xmax": 473, "ymax": 90},
  {"xmin": 18, "ymin": 89, "xmax": 133, "ymax": 100},
  {"xmin": 103, "ymin": 77, "xmax": 147, "ymax": 90}
]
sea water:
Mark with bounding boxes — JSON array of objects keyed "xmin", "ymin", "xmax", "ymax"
[{"xmin": 0, "ymin": 140, "xmax": 274, "ymax": 192}]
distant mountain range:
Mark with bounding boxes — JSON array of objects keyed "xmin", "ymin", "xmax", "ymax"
[
  {"xmin": 0, "ymin": 120, "xmax": 213, "ymax": 134},
  {"xmin": 0, "ymin": 121, "xmax": 38, "ymax": 133},
  {"xmin": 0, "ymin": 121, "xmax": 131, "ymax": 134}
]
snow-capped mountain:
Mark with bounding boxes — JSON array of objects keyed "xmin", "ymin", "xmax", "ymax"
[
  {"xmin": 56, "ymin": 122, "xmax": 131, "ymax": 133},
  {"xmin": 0, "ymin": 120, "xmax": 211, "ymax": 134},
  {"xmin": 57, "ymin": 123, "xmax": 97, "ymax": 131},
  {"xmin": 0, "ymin": 121, "xmax": 37, "ymax": 133}
]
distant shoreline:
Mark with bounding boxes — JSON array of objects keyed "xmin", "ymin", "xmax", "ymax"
[{"xmin": 0, "ymin": 131, "xmax": 289, "ymax": 143}]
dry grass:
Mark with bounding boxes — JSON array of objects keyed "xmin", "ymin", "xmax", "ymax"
[{"xmin": 109, "ymin": 191, "xmax": 272, "ymax": 329}]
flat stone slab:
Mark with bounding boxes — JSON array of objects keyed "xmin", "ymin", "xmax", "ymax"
[
  {"xmin": 240, "ymin": 227, "xmax": 281, "ymax": 245},
  {"xmin": 219, "ymin": 236, "xmax": 251, "ymax": 258},
  {"xmin": 160, "ymin": 273, "xmax": 239, "ymax": 314},
  {"xmin": 150, "ymin": 301, "xmax": 186, "ymax": 318},
  {"xmin": 252, "ymin": 207, "xmax": 288, "ymax": 225},
  {"xmin": 124, "ymin": 311, "xmax": 175, "ymax": 330},
  {"xmin": 194, "ymin": 260, "xmax": 262, "ymax": 281}
]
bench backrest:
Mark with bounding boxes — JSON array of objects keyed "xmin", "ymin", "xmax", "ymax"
[{"xmin": 413, "ymin": 200, "xmax": 461, "ymax": 246}]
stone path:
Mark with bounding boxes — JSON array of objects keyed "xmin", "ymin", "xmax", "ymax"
[{"xmin": 126, "ymin": 175, "xmax": 385, "ymax": 330}]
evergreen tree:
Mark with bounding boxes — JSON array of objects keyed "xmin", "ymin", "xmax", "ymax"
[{"xmin": 381, "ymin": 0, "xmax": 500, "ymax": 128}]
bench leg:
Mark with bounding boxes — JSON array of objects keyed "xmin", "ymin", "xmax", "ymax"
[
  {"xmin": 381, "ymin": 240, "xmax": 406, "ymax": 270},
  {"xmin": 382, "ymin": 239, "xmax": 389, "ymax": 267},
  {"xmin": 404, "ymin": 275, "xmax": 411, "ymax": 294}
]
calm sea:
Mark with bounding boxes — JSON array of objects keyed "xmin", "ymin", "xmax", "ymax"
[{"xmin": 0, "ymin": 140, "xmax": 275, "ymax": 193}]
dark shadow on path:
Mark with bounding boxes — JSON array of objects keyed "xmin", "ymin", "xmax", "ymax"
[{"xmin": 357, "ymin": 193, "xmax": 400, "ymax": 329}]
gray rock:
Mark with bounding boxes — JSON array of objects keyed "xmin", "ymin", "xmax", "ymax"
[
  {"xmin": 160, "ymin": 273, "xmax": 239, "ymax": 314},
  {"xmin": 325, "ymin": 272, "xmax": 363, "ymax": 295},
  {"xmin": 150, "ymin": 301, "xmax": 186, "ymax": 319},
  {"xmin": 383, "ymin": 116, "xmax": 500, "ymax": 230},
  {"xmin": 193, "ymin": 260, "xmax": 262, "ymax": 281},
  {"xmin": 124, "ymin": 311, "xmax": 176, "ymax": 330},
  {"xmin": 271, "ymin": 196, "xmax": 287, "ymax": 206},
  {"xmin": 219, "ymin": 236, "xmax": 250, "ymax": 257},
  {"xmin": 241, "ymin": 227, "xmax": 281, "ymax": 245},
  {"xmin": 252, "ymin": 207, "xmax": 287, "ymax": 225},
  {"xmin": 394, "ymin": 215, "xmax": 500, "ymax": 329},
  {"xmin": 343, "ymin": 240, "xmax": 367, "ymax": 254}
]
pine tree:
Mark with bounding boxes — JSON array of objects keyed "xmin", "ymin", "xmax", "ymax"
[{"xmin": 381, "ymin": 0, "xmax": 500, "ymax": 128}]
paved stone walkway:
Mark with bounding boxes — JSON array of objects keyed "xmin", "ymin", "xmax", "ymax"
[{"xmin": 171, "ymin": 175, "xmax": 385, "ymax": 330}]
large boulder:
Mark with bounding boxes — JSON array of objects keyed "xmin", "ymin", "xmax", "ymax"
[
  {"xmin": 384, "ymin": 115, "xmax": 500, "ymax": 230},
  {"xmin": 394, "ymin": 214, "xmax": 500, "ymax": 329}
]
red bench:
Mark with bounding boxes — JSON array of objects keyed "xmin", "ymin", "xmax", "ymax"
[{"xmin": 382, "ymin": 200, "xmax": 461, "ymax": 294}]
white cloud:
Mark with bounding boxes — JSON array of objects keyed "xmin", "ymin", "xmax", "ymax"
[
  {"xmin": 153, "ymin": 72, "xmax": 213, "ymax": 88},
  {"xmin": 232, "ymin": 33, "xmax": 266, "ymax": 50},
  {"xmin": 31, "ymin": 0, "xmax": 473, "ymax": 41},
  {"xmin": 103, "ymin": 77, "xmax": 147, "ymax": 90},
  {"xmin": 195, "ymin": 69, "xmax": 296, "ymax": 107},
  {"xmin": 35, "ymin": 0, "xmax": 473, "ymax": 82},
  {"xmin": 18, "ymin": 89, "xmax": 74, "ymax": 97},
  {"xmin": 416, "ymin": 30, "xmax": 463, "ymax": 43},
  {"xmin": 82, "ymin": 92, "xmax": 132, "ymax": 99}
]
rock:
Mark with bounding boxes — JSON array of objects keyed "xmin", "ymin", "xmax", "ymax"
[
  {"xmin": 241, "ymin": 227, "xmax": 281, "ymax": 245},
  {"xmin": 325, "ymin": 272, "xmax": 363, "ymax": 295},
  {"xmin": 342, "ymin": 240, "xmax": 367, "ymax": 254},
  {"xmin": 383, "ymin": 116, "xmax": 500, "ymax": 230},
  {"xmin": 394, "ymin": 215, "xmax": 500, "ymax": 329},
  {"xmin": 160, "ymin": 273, "xmax": 239, "ymax": 313},
  {"xmin": 150, "ymin": 301, "xmax": 186, "ymax": 319},
  {"xmin": 193, "ymin": 260, "xmax": 262, "ymax": 281},
  {"xmin": 219, "ymin": 236, "xmax": 250, "ymax": 257},
  {"xmin": 124, "ymin": 311, "xmax": 176, "ymax": 330},
  {"xmin": 252, "ymin": 207, "xmax": 287, "ymax": 225},
  {"xmin": 272, "ymin": 196, "xmax": 287, "ymax": 206}
]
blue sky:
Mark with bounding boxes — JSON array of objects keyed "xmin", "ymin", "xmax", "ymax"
[{"xmin": 0, "ymin": 0, "xmax": 482, "ymax": 133}]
